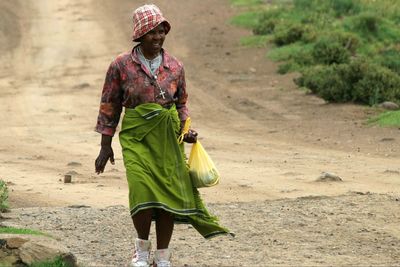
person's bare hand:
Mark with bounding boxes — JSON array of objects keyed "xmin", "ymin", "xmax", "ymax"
[
  {"xmin": 183, "ymin": 129, "xmax": 198, "ymax": 143},
  {"xmin": 95, "ymin": 146, "xmax": 115, "ymax": 174}
]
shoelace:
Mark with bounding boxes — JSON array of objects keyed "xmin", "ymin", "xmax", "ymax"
[
  {"xmin": 133, "ymin": 250, "xmax": 149, "ymax": 263},
  {"xmin": 155, "ymin": 260, "xmax": 171, "ymax": 267}
]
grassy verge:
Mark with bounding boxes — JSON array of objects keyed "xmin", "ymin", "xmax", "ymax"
[
  {"xmin": 0, "ymin": 180, "xmax": 9, "ymax": 212},
  {"xmin": 30, "ymin": 256, "xmax": 72, "ymax": 267},
  {"xmin": 368, "ymin": 110, "xmax": 400, "ymax": 126},
  {"xmin": 0, "ymin": 179, "xmax": 52, "ymax": 238},
  {"xmin": 0, "ymin": 226, "xmax": 51, "ymax": 237},
  {"xmin": 0, "ymin": 182, "xmax": 71, "ymax": 266},
  {"xmin": 230, "ymin": 0, "xmax": 400, "ymax": 126}
]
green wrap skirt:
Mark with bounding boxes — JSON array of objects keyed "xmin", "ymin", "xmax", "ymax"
[{"xmin": 119, "ymin": 103, "xmax": 232, "ymax": 238}]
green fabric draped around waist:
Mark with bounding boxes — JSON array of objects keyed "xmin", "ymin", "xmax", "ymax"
[{"xmin": 119, "ymin": 103, "xmax": 233, "ymax": 239}]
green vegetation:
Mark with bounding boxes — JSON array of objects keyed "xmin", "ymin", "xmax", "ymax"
[
  {"xmin": 0, "ymin": 180, "xmax": 9, "ymax": 212},
  {"xmin": 231, "ymin": 0, "xmax": 400, "ymax": 112},
  {"xmin": 30, "ymin": 256, "xmax": 71, "ymax": 267},
  {"xmin": 0, "ymin": 226, "xmax": 51, "ymax": 237},
  {"xmin": 230, "ymin": 0, "xmax": 264, "ymax": 7},
  {"xmin": 368, "ymin": 110, "xmax": 400, "ymax": 126},
  {"xmin": 230, "ymin": 11, "xmax": 260, "ymax": 29}
]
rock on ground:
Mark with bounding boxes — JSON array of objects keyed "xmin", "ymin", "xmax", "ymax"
[{"xmin": 0, "ymin": 234, "xmax": 77, "ymax": 266}]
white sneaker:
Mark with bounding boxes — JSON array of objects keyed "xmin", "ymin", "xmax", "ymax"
[
  {"xmin": 130, "ymin": 238, "xmax": 151, "ymax": 267},
  {"xmin": 153, "ymin": 249, "xmax": 172, "ymax": 267}
]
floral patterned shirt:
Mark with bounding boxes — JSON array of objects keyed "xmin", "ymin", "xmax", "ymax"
[{"xmin": 95, "ymin": 46, "xmax": 189, "ymax": 136}]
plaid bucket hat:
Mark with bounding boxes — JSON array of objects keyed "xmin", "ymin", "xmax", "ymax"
[{"xmin": 132, "ymin": 4, "xmax": 171, "ymax": 42}]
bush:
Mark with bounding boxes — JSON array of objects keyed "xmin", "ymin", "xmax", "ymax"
[
  {"xmin": 0, "ymin": 180, "xmax": 8, "ymax": 212},
  {"xmin": 326, "ymin": 31, "xmax": 360, "ymax": 53},
  {"xmin": 295, "ymin": 59, "xmax": 400, "ymax": 105},
  {"xmin": 277, "ymin": 62, "xmax": 295, "ymax": 74},
  {"xmin": 378, "ymin": 49, "xmax": 400, "ymax": 75},
  {"xmin": 293, "ymin": 48, "xmax": 315, "ymax": 66},
  {"xmin": 31, "ymin": 256, "xmax": 72, "ymax": 267},
  {"xmin": 253, "ymin": 19, "xmax": 276, "ymax": 35},
  {"xmin": 295, "ymin": 64, "xmax": 353, "ymax": 102},
  {"xmin": 294, "ymin": 0, "xmax": 360, "ymax": 17},
  {"xmin": 273, "ymin": 24, "xmax": 305, "ymax": 46},
  {"xmin": 351, "ymin": 60, "xmax": 400, "ymax": 105},
  {"xmin": 312, "ymin": 37, "xmax": 351, "ymax": 65},
  {"xmin": 293, "ymin": 0, "xmax": 318, "ymax": 10},
  {"xmin": 310, "ymin": 31, "xmax": 360, "ymax": 65},
  {"xmin": 346, "ymin": 12, "xmax": 381, "ymax": 36},
  {"xmin": 330, "ymin": 0, "xmax": 361, "ymax": 17}
]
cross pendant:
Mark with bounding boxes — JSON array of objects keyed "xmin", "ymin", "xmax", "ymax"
[{"xmin": 159, "ymin": 90, "xmax": 166, "ymax": 99}]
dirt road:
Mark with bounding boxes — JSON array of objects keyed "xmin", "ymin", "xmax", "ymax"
[{"xmin": 1, "ymin": 0, "xmax": 400, "ymax": 266}]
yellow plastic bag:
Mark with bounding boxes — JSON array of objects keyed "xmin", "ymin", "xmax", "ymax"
[
  {"xmin": 178, "ymin": 118, "xmax": 220, "ymax": 188},
  {"xmin": 188, "ymin": 141, "xmax": 220, "ymax": 188}
]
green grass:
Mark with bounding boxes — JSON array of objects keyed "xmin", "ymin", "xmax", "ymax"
[
  {"xmin": 240, "ymin": 35, "xmax": 270, "ymax": 47},
  {"xmin": 0, "ymin": 226, "xmax": 51, "ymax": 237},
  {"xmin": 368, "ymin": 110, "xmax": 400, "ymax": 127},
  {"xmin": 0, "ymin": 180, "xmax": 9, "ymax": 212},
  {"xmin": 230, "ymin": 11, "xmax": 260, "ymax": 29},
  {"xmin": 30, "ymin": 256, "xmax": 71, "ymax": 267},
  {"xmin": 267, "ymin": 42, "xmax": 306, "ymax": 61},
  {"xmin": 230, "ymin": 0, "xmax": 263, "ymax": 6}
]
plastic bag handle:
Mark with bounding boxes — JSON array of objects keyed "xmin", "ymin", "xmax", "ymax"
[{"xmin": 177, "ymin": 117, "xmax": 191, "ymax": 144}]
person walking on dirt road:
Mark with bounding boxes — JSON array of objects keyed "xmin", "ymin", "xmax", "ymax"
[{"xmin": 94, "ymin": 4, "xmax": 231, "ymax": 267}]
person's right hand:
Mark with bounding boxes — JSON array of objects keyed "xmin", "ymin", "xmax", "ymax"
[{"xmin": 95, "ymin": 146, "xmax": 115, "ymax": 174}]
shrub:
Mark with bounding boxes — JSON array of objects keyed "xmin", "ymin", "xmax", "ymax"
[
  {"xmin": 351, "ymin": 60, "xmax": 400, "ymax": 105},
  {"xmin": 327, "ymin": 31, "xmax": 360, "ymax": 53},
  {"xmin": 30, "ymin": 256, "xmax": 71, "ymax": 267},
  {"xmin": 296, "ymin": 59, "xmax": 400, "ymax": 105},
  {"xmin": 312, "ymin": 37, "xmax": 351, "ymax": 65},
  {"xmin": 0, "ymin": 180, "xmax": 8, "ymax": 212},
  {"xmin": 346, "ymin": 12, "xmax": 381, "ymax": 36},
  {"xmin": 277, "ymin": 62, "xmax": 295, "ymax": 74},
  {"xmin": 292, "ymin": 48, "xmax": 315, "ymax": 66},
  {"xmin": 378, "ymin": 49, "xmax": 400, "ymax": 75},
  {"xmin": 311, "ymin": 31, "xmax": 360, "ymax": 65},
  {"xmin": 253, "ymin": 19, "xmax": 276, "ymax": 35},
  {"xmin": 293, "ymin": 0, "xmax": 318, "ymax": 10},
  {"xmin": 330, "ymin": 0, "xmax": 361, "ymax": 17},
  {"xmin": 273, "ymin": 24, "xmax": 304, "ymax": 46},
  {"xmin": 295, "ymin": 64, "xmax": 353, "ymax": 102}
]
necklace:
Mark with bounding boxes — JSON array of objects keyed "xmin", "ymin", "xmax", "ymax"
[{"xmin": 152, "ymin": 75, "xmax": 166, "ymax": 99}]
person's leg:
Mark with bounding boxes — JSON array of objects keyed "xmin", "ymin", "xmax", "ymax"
[
  {"xmin": 132, "ymin": 209, "xmax": 153, "ymax": 239},
  {"xmin": 130, "ymin": 209, "xmax": 153, "ymax": 266},
  {"xmin": 155, "ymin": 209, "xmax": 174, "ymax": 249}
]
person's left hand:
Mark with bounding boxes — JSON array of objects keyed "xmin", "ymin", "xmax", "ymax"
[{"xmin": 183, "ymin": 129, "xmax": 198, "ymax": 143}]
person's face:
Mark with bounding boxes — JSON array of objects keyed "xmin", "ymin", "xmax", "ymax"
[{"xmin": 140, "ymin": 23, "xmax": 166, "ymax": 56}]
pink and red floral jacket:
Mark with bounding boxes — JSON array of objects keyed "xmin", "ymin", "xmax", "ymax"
[{"xmin": 95, "ymin": 47, "xmax": 189, "ymax": 136}]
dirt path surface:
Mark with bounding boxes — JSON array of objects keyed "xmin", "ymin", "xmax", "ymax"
[
  {"xmin": 1, "ymin": 0, "xmax": 400, "ymax": 266},
  {"xmin": 7, "ymin": 193, "xmax": 400, "ymax": 266}
]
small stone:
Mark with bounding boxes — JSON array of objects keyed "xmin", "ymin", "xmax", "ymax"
[
  {"xmin": 316, "ymin": 172, "xmax": 343, "ymax": 182},
  {"xmin": 380, "ymin": 137, "xmax": 395, "ymax": 142},
  {"xmin": 67, "ymin": 162, "xmax": 82, "ymax": 167},
  {"xmin": 73, "ymin": 83, "xmax": 90, "ymax": 89},
  {"xmin": 68, "ymin": 205, "xmax": 91, "ymax": 209},
  {"xmin": 378, "ymin": 101, "xmax": 399, "ymax": 110},
  {"xmin": 64, "ymin": 175, "xmax": 72, "ymax": 183}
]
